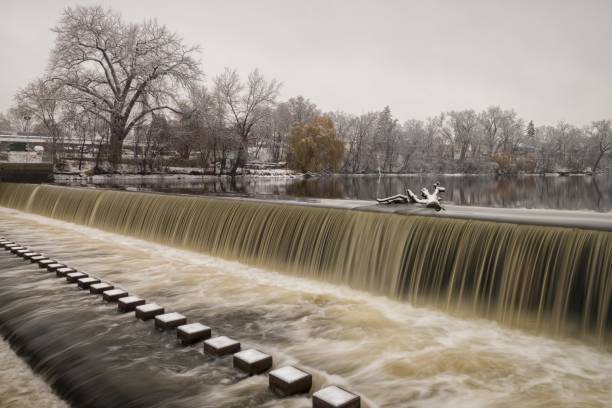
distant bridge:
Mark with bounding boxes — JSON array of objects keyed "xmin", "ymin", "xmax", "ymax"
[
  {"xmin": 0, "ymin": 133, "xmax": 94, "ymax": 145},
  {"xmin": 0, "ymin": 133, "xmax": 52, "ymax": 144}
]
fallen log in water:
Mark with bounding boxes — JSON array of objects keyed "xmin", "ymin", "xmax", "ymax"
[{"xmin": 377, "ymin": 182, "xmax": 446, "ymax": 211}]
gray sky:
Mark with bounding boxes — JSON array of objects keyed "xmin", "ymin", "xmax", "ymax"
[{"xmin": 1, "ymin": 0, "xmax": 611, "ymax": 125}]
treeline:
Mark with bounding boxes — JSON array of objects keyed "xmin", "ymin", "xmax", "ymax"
[{"xmin": 1, "ymin": 5, "xmax": 610, "ymax": 175}]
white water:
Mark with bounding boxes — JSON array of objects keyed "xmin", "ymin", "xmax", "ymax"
[
  {"xmin": 0, "ymin": 340, "xmax": 68, "ymax": 408},
  {"xmin": 1, "ymin": 207, "xmax": 612, "ymax": 407}
]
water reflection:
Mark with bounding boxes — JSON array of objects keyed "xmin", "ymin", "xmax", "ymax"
[{"xmin": 56, "ymin": 174, "xmax": 612, "ymax": 212}]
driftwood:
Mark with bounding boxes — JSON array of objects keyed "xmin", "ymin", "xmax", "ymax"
[{"xmin": 377, "ymin": 182, "xmax": 446, "ymax": 211}]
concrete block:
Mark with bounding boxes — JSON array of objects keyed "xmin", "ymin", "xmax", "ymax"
[
  {"xmin": 30, "ymin": 255, "xmax": 47, "ymax": 262},
  {"xmin": 22, "ymin": 252, "xmax": 40, "ymax": 259},
  {"xmin": 56, "ymin": 267, "xmax": 76, "ymax": 277},
  {"xmin": 204, "ymin": 336, "xmax": 241, "ymax": 356},
  {"xmin": 117, "ymin": 296, "xmax": 145, "ymax": 313},
  {"xmin": 102, "ymin": 289, "xmax": 128, "ymax": 302},
  {"xmin": 154, "ymin": 312, "xmax": 186, "ymax": 330},
  {"xmin": 38, "ymin": 259, "xmax": 57, "ymax": 268},
  {"xmin": 66, "ymin": 272, "xmax": 88, "ymax": 283},
  {"xmin": 233, "ymin": 349, "xmax": 273, "ymax": 375},
  {"xmin": 177, "ymin": 323, "xmax": 211, "ymax": 345},
  {"xmin": 135, "ymin": 303, "xmax": 164, "ymax": 320},
  {"xmin": 312, "ymin": 386, "xmax": 361, "ymax": 408},
  {"xmin": 16, "ymin": 249, "xmax": 30, "ymax": 256},
  {"xmin": 269, "ymin": 366, "xmax": 312, "ymax": 396},
  {"xmin": 10, "ymin": 246, "xmax": 26, "ymax": 253},
  {"xmin": 77, "ymin": 277, "xmax": 101, "ymax": 289},
  {"xmin": 46, "ymin": 263, "xmax": 66, "ymax": 272},
  {"xmin": 4, "ymin": 243, "xmax": 19, "ymax": 250},
  {"xmin": 90, "ymin": 282, "xmax": 114, "ymax": 294}
]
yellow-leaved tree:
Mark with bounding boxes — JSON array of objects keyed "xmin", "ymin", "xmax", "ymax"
[{"xmin": 288, "ymin": 116, "xmax": 344, "ymax": 173}]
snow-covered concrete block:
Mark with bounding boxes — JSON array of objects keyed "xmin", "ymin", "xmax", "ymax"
[
  {"xmin": 66, "ymin": 271, "xmax": 88, "ymax": 283},
  {"xmin": 135, "ymin": 303, "xmax": 164, "ymax": 320},
  {"xmin": 77, "ymin": 277, "xmax": 100, "ymax": 289},
  {"xmin": 118, "ymin": 296, "xmax": 145, "ymax": 312},
  {"xmin": 38, "ymin": 258, "xmax": 57, "ymax": 268},
  {"xmin": 155, "ymin": 312, "xmax": 186, "ymax": 330},
  {"xmin": 204, "ymin": 336, "xmax": 241, "ymax": 356},
  {"xmin": 46, "ymin": 262, "xmax": 66, "ymax": 272},
  {"xmin": 90, "ymin": 282, "xmax": 114, "ymax": 294},
  {"xmin": 177, "ymin": 323, "xmax": 211, "ymax": 345},
  {"xmin": 269, "ymin": 366, "xmax": 312, "ymax": 396},
  {"xmin": 312, "ymin": 386, "xmax": 360, "ymax": 408},
  {"xmin": 102, "ymin": 289, "xmax": 129, "ymax": 302},
  {"xmin": 56, "ymin": 267, "xmax": 76, "ymax": 277},
  {"xmin": 233, "ymin": 349, "xmax": 272, "ymax": 375}
]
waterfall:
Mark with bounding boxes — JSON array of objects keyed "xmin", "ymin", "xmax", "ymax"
[{"xmin": 1, "ymin": 182, "xmax": 610, "ymax": 346}]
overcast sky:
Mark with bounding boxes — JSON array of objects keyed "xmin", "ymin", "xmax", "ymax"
[{"xmin": 1, "ymin": 0, "xmax": 611, "ymax": 125}]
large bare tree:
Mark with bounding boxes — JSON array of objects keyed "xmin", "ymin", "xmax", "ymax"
[
  {"xmin": 49, "ymin": 6, "xmax": 201, "ymax": 168},
  {"xmin": 215, "ymin": 68, "xmax": 280, "ymax": 176}
]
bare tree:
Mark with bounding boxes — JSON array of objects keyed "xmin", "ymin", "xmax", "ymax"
[
  {"xmin": 498, "ymin": 110, "xmax": 524, "ymax": 154},
  {"xmin": 0, "ymin": 112, "xmax": 12, "ymax": 131},
  {"xmin": 270, "ymin": 102, "xmax": 293, "ymax": 163},
  {"xmin": 349, "ymin": 113, "xmax": 378, "ymax": 173},
  {"xmin": 287, "ymin": 95, "xmax": 319, "ymax": 124},
  {"xmin": 14, "ymin": 78, "xmax": 65, "ymax": 167},
  {"xmin": 49, "ymin": 6, "xmax": 201, "ymax": 169},
  {"xmin": 478, "ymin": 106, "xmax": 503, "ymax": 155},
  {"xmin": 590, "ymin": 120, "xmax": 611, "ymax": 172},
  {"xmin": 215, "ymin": 68, "xmax": 280, "ymax": 176},
  {"xmin": 183, "ymin": 85, "xmax": 235, "ymax": 173},
  {"xmin": 447, "ymin": 110, "xmax": 478, "ymax": 163}
]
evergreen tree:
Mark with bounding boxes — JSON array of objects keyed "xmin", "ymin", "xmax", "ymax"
[
  {"xmin": 526, "ymin": 120, "xmax": 536, "ymax": 139},
  {"xmin": 375, "ymin": 106, "xmax": 398, "ymax": 172}
]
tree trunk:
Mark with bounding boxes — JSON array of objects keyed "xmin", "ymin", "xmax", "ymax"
[
  {"xmin": 377, "ymin": 183, "xmax": 446, "ymax": 211},
  {"xmin": 94, "ymin": 139, "xmax": 105, "ymax": 173},
  {"xmin": 592, "ymin": 151, "xmax": 605, "ymax": 173},
  {"xmin": 230, "ymin": 138, "xmax": 248, "ymax": 176},
  {"xmin": 108, "ymin": 114, "xmax": 128, "ymax": 169},
  {"xmin": 109, "ymin": 130, "xmax": 125, "ymax": 170}
]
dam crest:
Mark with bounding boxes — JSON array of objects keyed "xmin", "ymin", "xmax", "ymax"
[{"xmin": 0, "ymin": 182, "xmax": 610, "ymax": 347}]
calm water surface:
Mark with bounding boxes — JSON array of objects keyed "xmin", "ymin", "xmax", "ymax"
[{"xmin": 56, "ymin": 174, "xmax": 612, "ymax": 212}]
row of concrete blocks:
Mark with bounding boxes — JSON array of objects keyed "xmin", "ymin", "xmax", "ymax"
[{"xmin": 0, "ymin": 238, "xmax": 360, "ymax": 408}]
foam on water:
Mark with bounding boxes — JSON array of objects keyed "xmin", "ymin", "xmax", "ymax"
[
  {"xmin": 0, "ymin": 340, "xmax": 68, "ymax": 408},
  {"xmin": 1, "ymin": 207, "xmax": 612, "ymax": 407}
]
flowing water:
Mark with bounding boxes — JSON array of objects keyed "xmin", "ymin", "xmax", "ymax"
[
  {"xmin": 1, "ymin": 208, "xmax": 612, "ymax": 407},
  {"xmin": 1, "ymin": 182, "xmax": 612, "ymax": 407},
  {"xmin": 1, "ymin": 183, "xmax": 610, "ymax": 346},
  {"xmin": 0, "ymin": 340, "xmax": 68, "ymax": 408}
]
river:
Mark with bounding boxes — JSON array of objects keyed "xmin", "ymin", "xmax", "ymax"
[
  {"xmin": 55, "ymin": 173, "xmax": 612, "ymax": 212},
  {"xmin": 1, "ymin": 206, "xmax": 612, "ymax": 407}
]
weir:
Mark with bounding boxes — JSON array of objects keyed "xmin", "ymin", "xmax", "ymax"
[{"xmin": 0, "ymin": 182, "xmax": 611, "ymax": 347}]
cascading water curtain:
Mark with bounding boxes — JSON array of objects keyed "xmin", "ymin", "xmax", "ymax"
[{"xmin": 1, "ymin": 182, "xmax": 611, "ymax": 347}]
